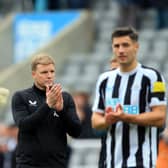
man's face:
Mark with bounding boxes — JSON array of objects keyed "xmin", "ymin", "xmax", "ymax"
[
  {"xmin": 32, "ymin": 63, "xmax": 55, "ymax": 90},
  {"xmin": 112, "ymin": 36, "xmax": 139, "ymax": 67}
]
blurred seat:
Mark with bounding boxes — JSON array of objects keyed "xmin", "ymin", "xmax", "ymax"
[
  {"xmin": 68, "ymin": 139, "xmax": 101, "ymax": 168},
  {"xmin": 156, "ymin": 29, "xmax": 168, "ymax": 40},
  {"xmin": 64, "ymin": 63, "xmax": 82, "ymax": 76},
  {"xmin": 139, "ymin": 29, "xmax": 156, "ymax": 41}
]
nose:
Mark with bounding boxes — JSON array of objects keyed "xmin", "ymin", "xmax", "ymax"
[
  {"xmin": 118, "ymin": 45, "xmax": 124, "ymax": 53},
  {"xmin": 47, "ymin": 72, "xmax": 53, "ymax": 78}
]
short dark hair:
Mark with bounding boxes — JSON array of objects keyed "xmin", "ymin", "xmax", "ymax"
[{"xmin": 111, "ymin": 27, "xmax": 138, "ymax": 42}]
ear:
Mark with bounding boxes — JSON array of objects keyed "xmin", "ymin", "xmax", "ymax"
[
  {"xmin": 135, "ymin": 42, "xmax": 139, "ymax": 50},
  {"xmin": 32, "ymin": 71, "xmax": 36, "ymax": 79}
]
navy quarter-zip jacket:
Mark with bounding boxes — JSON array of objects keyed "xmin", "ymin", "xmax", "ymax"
[{"xmin": 12, "ymin": 85, "xmax": 81, "ymax": 168}]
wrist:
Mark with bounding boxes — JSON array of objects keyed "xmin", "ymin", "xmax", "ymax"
[
  {"xmin": 46, "ymin": 101, "xmax": 52, "ymax": 108},
  {"xmin": 55, "ymin": 106, "xmax": 63, "ymax": 112}
]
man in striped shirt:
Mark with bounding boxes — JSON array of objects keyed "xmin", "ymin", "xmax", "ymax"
[{"xmin": 92, "ymin": 27, "xmax": 167, "ymax": 168}]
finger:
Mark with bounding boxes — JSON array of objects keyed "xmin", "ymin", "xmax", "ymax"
[
  {"xmin": 105, "ymin": 106, "xmax": 113, "ymax": 113},
  {"xmin": 51, "ymin": 84, "xmax": 62, "ymax": 94},
  {"xmin": 116, "ymin": 104, "xmax": 123, "ymax": 112},
  {"xmin": 55, "ymin": 84, "xmax": 62, "ymax": 92},
  {"xmin": 46, "ymin": 85, "xmax": 50, "ymax": 93},
  {"xmin": 105, "ymin": 112, "xmax": 113, "ymax": 120},
  {"xmin": 105, "ymin": 114, "xmax": 115, "ymax": 125},
  {"xmin": 55, "ymin": 87, "xmax": 62, "ymax": 96},
  {"xmin": 48, "ymin": 86, "xmax": 60, "ymax": 99},
  {"xmin": 57, "ymin": 94, "xmax": 63, "ymax": 102}
]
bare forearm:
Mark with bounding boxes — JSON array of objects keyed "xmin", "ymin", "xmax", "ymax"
[
  {"xmin": 121, "ymin": 110, "xmax": 166, "ymax": 127},
  {"xmin": 91, "ymin": 113, "xmax": 109, "ymax": 130}
]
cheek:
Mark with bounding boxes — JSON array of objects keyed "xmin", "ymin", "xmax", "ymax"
[
  {"xmin": 113, "ymin": 49, "xmax": 118, "ymax": 55},
  {"xmin": 35, "ymin": 75, "xmax": 44, "ymax": 82},
  {"xmin": 39, "ymin": 76, "xmax": 46, "ymax": 82},
  {"xmin": 132, "ymin": 47, "xmax": 137, "ymax": 53},
  {"xmin": 128, "ymin": 48, "xmax": 135, "ymax": 55},
  {"xmin": 132, "ymin": 49, "xmax": 137, "ymax": 57}
]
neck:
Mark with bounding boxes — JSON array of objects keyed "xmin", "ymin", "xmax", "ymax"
[
  {"xmin": 34, "ymin": 83, "xmax": 46, "ymax": 91},
  {"xmin": 120, "ymin": 60, "xmax": 138, "ymax": 72}
]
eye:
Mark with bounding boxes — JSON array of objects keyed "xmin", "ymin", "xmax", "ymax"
[
  {"xmin": 122, "ymin": 43, "xmax": 129, "ymax": 47},
  {"xmin": 114, "ymin": 44, "xmax": 119, "ymax": 48},
  {"xmin": 41, "ymin": 71, "xmax": 47, "ymax": 74}
]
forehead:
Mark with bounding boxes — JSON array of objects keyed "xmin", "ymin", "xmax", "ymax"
[
  {"xmin": 35, "ymin": 63, "xmax": 55, "ymax": 70},
  {"xmin": 112, "ymin": 36, "xmax": 133, "ymax": 45}
]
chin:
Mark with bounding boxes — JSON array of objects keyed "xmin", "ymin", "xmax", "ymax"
[
  {"xmin": 120, "ymin": 61, "xmax": 127, "ymax": 64},
  {"xmin": 45, "ymin": 82, "xmax": 53, "ymax": 86}
]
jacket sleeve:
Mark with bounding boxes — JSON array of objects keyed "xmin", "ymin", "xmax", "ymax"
[
  {"xmin": 59, "ymin": 92, "xmax": 81, "ymax": 138},
  {"xmin": 11, "ymin": 91, "xmax": 50, "ymax": 131}
]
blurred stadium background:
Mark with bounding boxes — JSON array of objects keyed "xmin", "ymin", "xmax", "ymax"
[{"xmin": 0, "ymin": 0, "xmax": 168, "ymax": 167}]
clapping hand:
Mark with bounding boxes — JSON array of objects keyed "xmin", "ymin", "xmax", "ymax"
[
  {"xmin": 105, "ymin": 106, "xmax": 118, "ymax": 125},
  {"xmin": 105, "ymin": 104, "xmax": 124, "ymax": 125},
  {"xmin": 46, "ymin": 83, "xmax": 63, "ymax": 111}
]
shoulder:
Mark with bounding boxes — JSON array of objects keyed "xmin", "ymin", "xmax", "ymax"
[
  {"xmin": 62, "ymin": 91, "xmax": 73, "ymax": 100},
  {"xmin": 97, "ymin": 69, "xmax": 117, "ymax": 83},
  {"xmin": 141, "ymin": 65, "xmax": 161, "ymax": 74},
  {"xmin": 62, "ymin": 91, "xmax": 75, "ymax": 106},
  {"xmin": 140, "ymin": 65, "xmax": 163, "ymax": 81},
  {"xmin": 12, "ymin": 87, "xmax": 33, "ymax": 98}
]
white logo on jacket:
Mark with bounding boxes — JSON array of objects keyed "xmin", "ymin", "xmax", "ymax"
[
  {"xmin": 28, "ymin": 100, "xmax": 37, "ymax": 106},
  {"xmin": 53, "ymin": 111, "xmax": 59, "ymax": 117}
]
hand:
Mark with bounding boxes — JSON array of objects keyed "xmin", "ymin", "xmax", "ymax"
[
  {"xmin": 46, "ymin": 84, "xmax": 57, "ymax": 108},
  {"xmin": 105, "ymin": 107, "xmax": 118, "ymax": 125},
  {"xmin": 115, "ymin": 104, "xmax": 124, "ymax": 116},
  {"xmin": 46, "ymin": 84, "xmax": 64, "ymax": 111},
  {"xmin": 54, "ymin": 89, "xmax": 63, "ymax": 111},
  {"xmin": 0, "ymin": 144, "xmax": 8, "ymax": 152}
]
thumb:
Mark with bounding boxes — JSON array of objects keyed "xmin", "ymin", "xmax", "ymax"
[
  {"xmin": 116, "ymin": 104, "xmax": 122, "ymax": 111},
  {"xmin": 46, "ymin": 85, "xmax": 50, "ymax": 93}
]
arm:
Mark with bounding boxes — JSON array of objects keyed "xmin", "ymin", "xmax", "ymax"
[
  {"xmin": 59, "ymin": 92, "xmax": 81, "ymax": 138},
  {"xmin": 92, "ymin": 112, "xmax": 108, "ymax": 130},
  {"xmin": 122, "ymin": 105, "xmax": 166, "ymax": 127},
  {"xmin": 108, "ymin": 104, "xmax": 166, "ymax": 127},
  {"xmin": 92, "ymin": 107, "xmax": 118, "ymax": 130},
  {"xmin": 12, "ymin": 91, "xmax": 50, "ymax": 131}
]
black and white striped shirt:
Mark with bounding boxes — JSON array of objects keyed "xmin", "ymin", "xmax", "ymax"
[{"xmin": 92, "ymin": 63, "xmax": 167, "ymax": 168}]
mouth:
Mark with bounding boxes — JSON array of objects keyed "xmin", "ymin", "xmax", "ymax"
[
  {"xmin": 119, "ymin": 55, "xmax": 127, "ymax": 61},
  {"xmin": 45, "ymin": 81, "xmax": 53, "ymax": 87}
]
